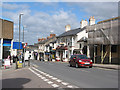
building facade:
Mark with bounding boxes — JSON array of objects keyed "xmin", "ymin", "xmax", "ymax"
[
  {"xmin": 86, "ymin": 17, "xmax": 120, "ymax": 64},
  {"xmin": 38, "ymin": 34, "xmax": 56, "ymax": 61},
  {"xmin": 0, "ymin": 19, "xmax": 13, "ymax": 59},
  {"xmin": 56, "ymin": 25, "xmax": 89, "ymax": 62},
  {"xmin": 55, "ymin": 17, "xmax": 95, "ymax": 62}
]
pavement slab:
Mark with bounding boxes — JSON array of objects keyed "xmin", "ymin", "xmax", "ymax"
[{"xmin": 2, "ymin": 67, "xmax": 53, "ymax": 88}]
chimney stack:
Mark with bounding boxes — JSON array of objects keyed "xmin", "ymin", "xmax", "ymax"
[
  {"xmin": 50, "ymin": 34, "xmax": 56, "ymax": 37},
  {"xmin": 89, "ymin": 16, "xmax": 95, "ymax": 26},
  {"xmin": 65, "ymin": 24, "xmax": 71, "ymax": 32},
  {"xmin": 80, "ymin": 19, "xmax": 88, "ymax": 28}
]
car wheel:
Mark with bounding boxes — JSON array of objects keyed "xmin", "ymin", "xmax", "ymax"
[
  {"xmin": 89, "ymin": 66, "xmax": 92, "ymax": 68},
  {"xmin": 75, "ymin": 63, "xmax": 79, "ymax": 68}
]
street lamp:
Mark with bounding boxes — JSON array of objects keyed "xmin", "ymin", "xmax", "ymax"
[
  {"xmin": 19, "ymin": 13, "xmax": 24, "ymax": 49},
  {"xmin": 23, "ymin": 25, "xmax": 26, "ymax": 42}
]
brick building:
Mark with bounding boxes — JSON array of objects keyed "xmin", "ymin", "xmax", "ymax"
[{"xmin": 0, "ymin": 19, "xmax": 14, "ymax": 59}]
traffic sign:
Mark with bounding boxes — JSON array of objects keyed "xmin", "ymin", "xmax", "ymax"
[{"xmin": 23, "ymin": 43, "xmax": 27, "ymax": 48}]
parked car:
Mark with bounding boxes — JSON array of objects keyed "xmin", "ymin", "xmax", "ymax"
[{"xmin": 69, "ymin": 54, "xmax": 93, "ymax": 68}]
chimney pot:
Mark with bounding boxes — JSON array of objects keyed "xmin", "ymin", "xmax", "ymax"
[
  {"xmin": 80, "ymin": 19, "xmax": 88, "ymax": 28},
  {"xmin": 65, "ymin": 24, "xmax": 71, "ymax": 32},
  {"xmin": 89, "ymin": 16, "xmax": 95, "ymax": 26}
]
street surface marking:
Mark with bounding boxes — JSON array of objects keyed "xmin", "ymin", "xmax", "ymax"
[
  {"xmin": 47, "ymin": 81, "xmax": 53, "ymax": 84},
  {"xmin": 67, "ymin": 85, "xmax": 74, "ymax": 88},
  {"xmin": 48, "ymin": 75, "xmax": 53, "ymax": 78},
  {"xmin": 31, "ymin": 67, "xmax": 79, "ymax": 88},
  {"xmin": 38, "ymin": 75, "xmax": 42, "ymax": 78},
  {"xmin": 56, "ymin": 79, "xmax": 62, "ymax": 82},
  {"xmin": 52, "ymin": 84, "xmax": 59, "ymax": 88},
  {"xmin": 45, "ymin": 74, "xmax": 50, "ymax": 77},
  {"xmin": 61, "ymin": 82, "xmax": 69, "ymax": 85},
  {"xmin": 81, "ymin": 70, "xmax": 90, "ymax": 73},
  {"xmin": 43, "ymin": 79, "xmax": 49, "ymax": 81},
  {"xmin": 41, "ymin": 77, "xmax": 46, "ymax": 79},
  {"xmin": 51, "ymin": 77, "xmax": 58, "ymax": 80},
  {"xmin": 73, "ymin": 86, "xmax": 79, "ymax": 88}
]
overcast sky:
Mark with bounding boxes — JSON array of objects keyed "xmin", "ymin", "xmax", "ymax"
[{"xmin": 1, "ymin": 1, "xmax": 118, "ymax": 45}]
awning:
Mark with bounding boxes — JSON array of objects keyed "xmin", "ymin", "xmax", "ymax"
[{"xmin": 56, "ymin": 46, "xmax": 68, "ymax": 50}]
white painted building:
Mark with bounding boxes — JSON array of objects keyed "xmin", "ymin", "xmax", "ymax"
[{"xmin": 56, "ymin": 16, "xmax": 95, "ymax": 62}]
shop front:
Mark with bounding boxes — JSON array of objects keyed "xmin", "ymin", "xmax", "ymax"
[
  {"xmin": 56, "ymin": 46, "xmax": 68, "ymax": 62},
  {"xmin": 3, "ymin": 39, "xmax": 12, "ymax": 59}
]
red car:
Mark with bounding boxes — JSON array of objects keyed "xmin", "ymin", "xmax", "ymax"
[{"xmin": 69, "ymin": 54, "xmax": 93, "ymax": 68}]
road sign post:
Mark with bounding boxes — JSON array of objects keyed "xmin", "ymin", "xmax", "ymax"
[{"xmin": 23, "ymin": 43, "xmax": 27, "ymax": 67}]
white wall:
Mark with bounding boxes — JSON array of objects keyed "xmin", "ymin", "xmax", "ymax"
[{"xmin": 77, "ymin": 30, "xmax": 88, "ymax": 40}]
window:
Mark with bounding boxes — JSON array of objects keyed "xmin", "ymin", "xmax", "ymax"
[
  {"xmin": 111, "ymin": 45, "xmax": 117, "ymax": 53},
  {"xmin": 79, "ymin": 44, "xmax": 81, "ymax": 49},
  {"xmin": 77, "ymin": 55, "xmax": 88, "ymax": 59}
]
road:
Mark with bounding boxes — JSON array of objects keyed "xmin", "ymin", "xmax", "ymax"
[{"xmin": 30, "ymin": 60, "xmax": 118, "ymax": 88}]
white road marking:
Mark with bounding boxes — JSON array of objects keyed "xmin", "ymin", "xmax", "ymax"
[
  {"xmin": 43, "ymin": 79, "xmax": 49, "ymax": 81},
  {"xmin": 45, "ymin": 74, "xmax": 50, "ymax": 77},
  {"xmin": 81, "ymin": 70, "xmax": 90, "ymax": 73},
  {"xmin": 56, "ymin": 79, "xmax": 62, "ymax": 82},
  {"xmin": 61, "ymin": 82, "xmax": 69, "ymax": 85},
  {"xmin": 38, "ymin": 75, "xmax": 42, "ymax": 78},
  {"xmin": 73, "ymin": 86, "xmax": 79, "ymax": 88},
  {"xmin": 41, "ymin": 77, "xmax": 46, "ymax": 79},
  {"xmin": 67, "ymin": 85, "xmax": 73, "ymax": 88},
  {"xmin": 30, "ymin": 67, "xmax": 78, "ymax": 88},
  {"xmin": 47, "ymin": 81, "xmax": 53, "ymax": 84},
  {"xmin": 43, "ymin": 73, "xmax": 47, "ymax": 75},
  {"xmin": 51, "ymin": 77, "xmax": 58, "ymax": 80},
  {"xmin": 52, "ymin": 84, "xmax": 59, "ymax": 88},
  {"xmin": 48, "ymin": 76, "xmax": 53, "ymax": 78}
]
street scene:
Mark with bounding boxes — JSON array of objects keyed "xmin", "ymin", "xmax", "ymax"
[{"xmin": 0, "ymin": 1, "xmax": 120, "ymax": 90}]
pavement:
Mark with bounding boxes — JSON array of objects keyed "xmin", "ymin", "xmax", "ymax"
[
  {"xmin": 93, "ymin": 63, "xmax": 119, "ymax": 70},
  {"xmin": 1, "ymin": 63, "xmax": 53, "ymax": 89}
]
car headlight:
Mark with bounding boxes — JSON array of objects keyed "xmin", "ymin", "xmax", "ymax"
[
  {"xmin": 79, "ymin": 60, "xmax": 82, "ymax": 62},
  {"xmin": 90, "ymin": 60, "xmax": 92, "ymax": 62}
]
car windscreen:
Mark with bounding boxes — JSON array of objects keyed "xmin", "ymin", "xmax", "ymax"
[{"xmin": 77, "ymin": 55, "xmax": 88, "ymax": 59}]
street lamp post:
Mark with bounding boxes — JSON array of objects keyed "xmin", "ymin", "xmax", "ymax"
[
  {"xmin": 23, "ymin": 25, "xmax": 26, "ymax": 42},
  {"xmin": 19, "ymin": 13, "xmax": 24, "ymax": 50},
  {"xmin": 23, "ymin": 25, "xmax": 26, "ymax": 67}
]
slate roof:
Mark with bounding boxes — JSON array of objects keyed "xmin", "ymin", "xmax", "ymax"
[{"xmin": 57, "ymin": 27, "xmax": 86, "ymax": 38}]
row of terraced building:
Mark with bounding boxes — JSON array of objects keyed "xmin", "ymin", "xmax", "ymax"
[{"xmin": 36, "ymin": 16, "xmax": 120, "ymax": 64}]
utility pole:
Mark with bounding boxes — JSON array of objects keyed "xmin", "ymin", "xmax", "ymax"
[{"xmin": 19, "ymin": 13, "xmax": 23, "ymax": 49}]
